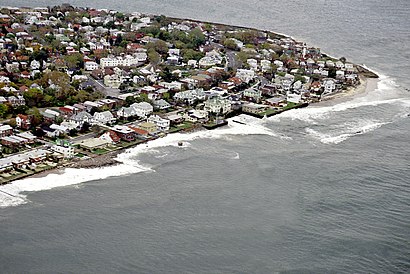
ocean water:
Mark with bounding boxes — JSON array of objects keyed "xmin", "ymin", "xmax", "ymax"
[{"xmin": 0, "ymin": 1, "xmax": 409, "ymax": 273}]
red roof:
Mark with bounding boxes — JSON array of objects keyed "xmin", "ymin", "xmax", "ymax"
[
  {"xmin": 108, "ymin": 130, "xmax": 120, "ymax": 142},
  {"xmin": 17, "ymin": 114, "xmax": 29, "ymax": 120},
  {"xmin": 129, "ymin": 126, "xmax": 149, "ymax": 136}
]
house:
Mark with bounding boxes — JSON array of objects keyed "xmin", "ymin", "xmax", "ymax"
[
  {"xmin": 0, "ymin": 125, "xmax": 13, "ymax": 137},
  {"xmin": 242, "ymin": 88, "xmax": 262, "ymax": 103},
  {"xmin": 147, "ymin": 115, "xmax": 170, "ymax": 131},
  {"xmin": 0, "ymin": 158, "xmax": 13, "ymax": 173},
  {"xmin": 42, "ymin": 109, "xmax": 60, "ymax": 122},
  {"xmin": 128, "ymin": 126, "xmax": 150, "ymax": 138},
  {"xmin": 93, "ymin": 111, "xmax": 116, "ymax": 125},
  {"xmin": 183, "ymin": 109, "xmax": 208, "ymax": 123},
  {"xmin": 322, "ymin": 78, "xmax": 337, "ymax": 96},
  {"xmin": 50, "ymin": 124, "xmax": 70, "ymax": 135},
  {"xmin": 235, "ymin": 69, "xmax": 255, "ymax": 83},
  {"xmin": 117, "ymin": 106, "xmax": 137, "ymax": 119},
  {"xmin": 137, "ymin": 122, "xmax": 158, "ymax": 133},
  {"xmin": 78, "ymin": 138, "xmax": 110, "ymax": 151},
  {"xmin": 52, "ymin": 139, "xmax": 74, "ymax": 158},
  {"xmin": 7, "ymin": 96, "xmax": 25, "ymax": 106},
  {"xmin": 242, "ymin": 103, "xmax": 269, "ymax": 114},
  {"xmin": 59, "ymin": 105, "xmax": 78, "ymax": 117},
  {"xmin": 15, "ymin": 114, "xmax": 32, "ymax": 130},
  {"xmin": 199, "ymin": 50, "xmax": 223, "ymax": 67},
  {"xmin": 204, "ymin": 97, "xmax": 231, "ymax": 115},
  {"xmin": 85, "ymin": 61, "xmax": 99, "ymax": 71},
  {"xmin": 265, "ymin": 96, "xmax": 286, "ymax": 107},
  {"xmin": 174, "ymin": 89, "xmax": 206, "ymax": 105},
  {"xmin": 16, "ymin": 132, "xmax": 37, "ymax": 143},
  {"xmin": 1, "ymin": 136, "xmax": 26, "ymax": 147},
  {"xmin": 153, "ymin": 99, "xmax": 171, "ymax": 110},
  {"xmin": 111, "ymin": 125, "xmax": 135, "ymax": 142},
  {"xmin": 104, "ymin": 74, "xmax": 122, "ymax": 88},
  {"xmin": 9, "ymin": 153, "xmax": 31, "ymax": 169},
  {"xmin": 41, "ymin": 126, "xmax": 59, "ymax": 138},
  {"xmin": 131, "ymin": 102, "xmax": 153, "ymax": 118},
  {"xmin": 84, "ymin": 101, "xmax": 103, "ymax": 112},
  {"xmin": 99, "ymin": 130, "xmax": 121, "ymax": 144},
  {"xmin": 70, "ymin": 111, "xmax": 93, "ymax": 127},
  {"xmin": 287, "ymin": 93, "xmax": 302, "ymax": 104}
]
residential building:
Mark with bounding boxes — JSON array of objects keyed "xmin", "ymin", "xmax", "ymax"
[
  {"xmin": 93, "ymin": 111, "xmax": 116, "ymax": 125},
  {"xmin": 131, "ymin": 102, "xmax": 154, "ymax": 118},
  {"xmin": 204, "ymin": 97, "xmax": 231, "ymax": 114},
  {"xmin": 15, "ymin": 114, "xmax": 31, "ymax": 130},
  {"xmin": 147, "ymin": 115, "xmax": 170, "ymax": 131}
]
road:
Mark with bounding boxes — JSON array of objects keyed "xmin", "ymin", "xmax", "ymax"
[{"xmin": 86, "ymin": 75, "xmax": 121, "ymax": 98}]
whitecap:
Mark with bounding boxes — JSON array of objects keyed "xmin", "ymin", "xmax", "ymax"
[{"xmin": 0, "ymin": 114, "xmax": 277, "ymax": 208}]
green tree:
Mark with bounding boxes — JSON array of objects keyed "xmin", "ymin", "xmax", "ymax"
[
  {"xmin": 64, "ymin": 53, "xmax": 84, "ymax": 69},
  {"xmin": 148, "ymin": 49, "xmax": 161, "ymax": 67},
  {"xmin": 188, "ymin": 28, "xmax": 205, "ymax": 48},
  {"xmin": 27, "ymin": 107, "xmax": 43, "ymax": 127},
  {"xmin": 23, "ymin": 88, "xmax": 45, "ymax": 107},
  {"xmin": 224, "ymin": 39, "xmax": 238, "ymax": 50},
  {"xmin": 182, "ymin": 49, "xmax": 204, "ymax": 62},
  {"xmin": 0, "ymin": 104, "xmax": 8, "ymax": 118}
]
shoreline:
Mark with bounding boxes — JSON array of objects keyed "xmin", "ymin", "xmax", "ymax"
[
  {"xmin": 0, "ymin": 6, "xmax": 379, "ymax": 186},
  {"xmin": 24, "ymin": 75, "xmax": 378, "ymax": 181}
]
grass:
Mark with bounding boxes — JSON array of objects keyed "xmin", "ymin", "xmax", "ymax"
[
  {"xmin": 92, "ymin": 148, "xmax": 109, "ymax": 155},
  {"xmin": 257, "ymin": 102, "xmax": 300, "ymax": 117}
]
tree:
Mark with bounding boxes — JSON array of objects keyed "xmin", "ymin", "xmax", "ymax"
[
  {"xmin": 80, "ymin": 121, "xmax": 91, "ymax": 133},
  {"xmin": 27, "ymin": 107, "xmax": 43, "ymax": 127},
  {"xmin": 148, "ymin": 49, "xmax": 161, "ymax": 67},
  {"xmin": 64, "ymin": 53, "xmax": 84, "ymax": 69},
  {"xmin": 188, "ymin": 28, "xmax": 205, "ymax": 48},
  {"xmin": 224, "ymin": 39, "xmax": 238, "ymax": 50},
  {"xmin": 0, "ymin": 104, "xmax": 8, "ymax": 118},
  {"xmin": 147, "ymin": 40, "xmax": 168, "ymax": 55},
  {"xmin": 23, "ymin": 88, "xmax": 44, "ymax": 107},
  {"xmin": 8, "ymin": 118, "xmax": 16, "ymax": 127},
  {"xmin": 125, "ymin": 95, "xmax": 136, "ymax": 106},
  {"xmin": 182, "ymin": 49, "xmax": 204, "ymax": 62}
]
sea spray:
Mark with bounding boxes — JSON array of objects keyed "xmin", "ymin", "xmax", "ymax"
[{"xmin": 0, "ymin": 115, "xmax": 276, "ymax": 208}]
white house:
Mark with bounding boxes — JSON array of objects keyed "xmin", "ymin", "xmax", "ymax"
[
  {"xmin": 30, "ymin": 60, "xmax": 41, "ymax": 70},
  {"xmin": 117, "ymin": 106, "xmax": 136, "ymax": 119},
  {"xmin": 104, "ymin": 74, "xmax": 122, "ymax": 88},
  {"xmin": 93, "ymin": 111, "xmax": 116, "ymax": 125},
  {"xmin": 85, "ymin": 61, "xmax": 99, "ymax": 71},
  {"xmin": 247, "ymin": 59, "xmax": 258, "ymax": 71},
  {"xmin": 131, "ymin": 102, "xmax": 154, "ymax": 118},
  {"xmin": 147, "ymin": 115, "xmax": 170, "ymax": 131},
  {"xmin": 236, "ymin": 69, "xmax": 255, "ymax": 83},
  {"xmin": 204, "ymin": 97, "xmax": 231, "ymax": 114},
  {"xmin": 287, "ymin": 93, "xmax": 302, "ymax": 104},
  {"xmin": 322, "ymin": 78, "xmax": 337, "ymax": 96},
  {"xmin": 51, "ymin": 139, "xmax": 74, "ymax": 158}
]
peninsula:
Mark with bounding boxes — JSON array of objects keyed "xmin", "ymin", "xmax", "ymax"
[{"xmin": 0, "ymin": 4, "xmax": 378, "ymax": 184}]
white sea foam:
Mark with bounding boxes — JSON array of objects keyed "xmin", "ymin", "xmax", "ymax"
[
  {"xmin": 0, "ymin": 114, "xmax": 276, "ymax": 208},
  {"xmin": 0, "ymin": 163, "xmax": 150, "ymax": 208},
  {"xmin": 267, "ymin": 75, "xmax": 410, "ymax": 125},
  {"xmin": 305, "ymin": 120, "xmax": 389, "ymax": 144}
]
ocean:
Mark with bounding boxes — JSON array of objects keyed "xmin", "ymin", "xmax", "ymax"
[{"xmin": 0, "ymin": 0, "xmax": 409, "ymax": 273}]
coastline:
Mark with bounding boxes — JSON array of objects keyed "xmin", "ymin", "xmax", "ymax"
[
  {"xmin": 0, "ymin": 6, "xmax": 379, "ymax": 188},
  {"xmin": 26, "ymin": 75, "xmax": 379, "ymax": 180}
]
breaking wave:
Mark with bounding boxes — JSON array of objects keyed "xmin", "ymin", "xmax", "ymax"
[
  {"xmin": 305, "ymin": 120, "xmax": 389, "ymax": 144},
  {"xmin": 0, "ymin": 115, "xmax": 275, "ymax": 208}
]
